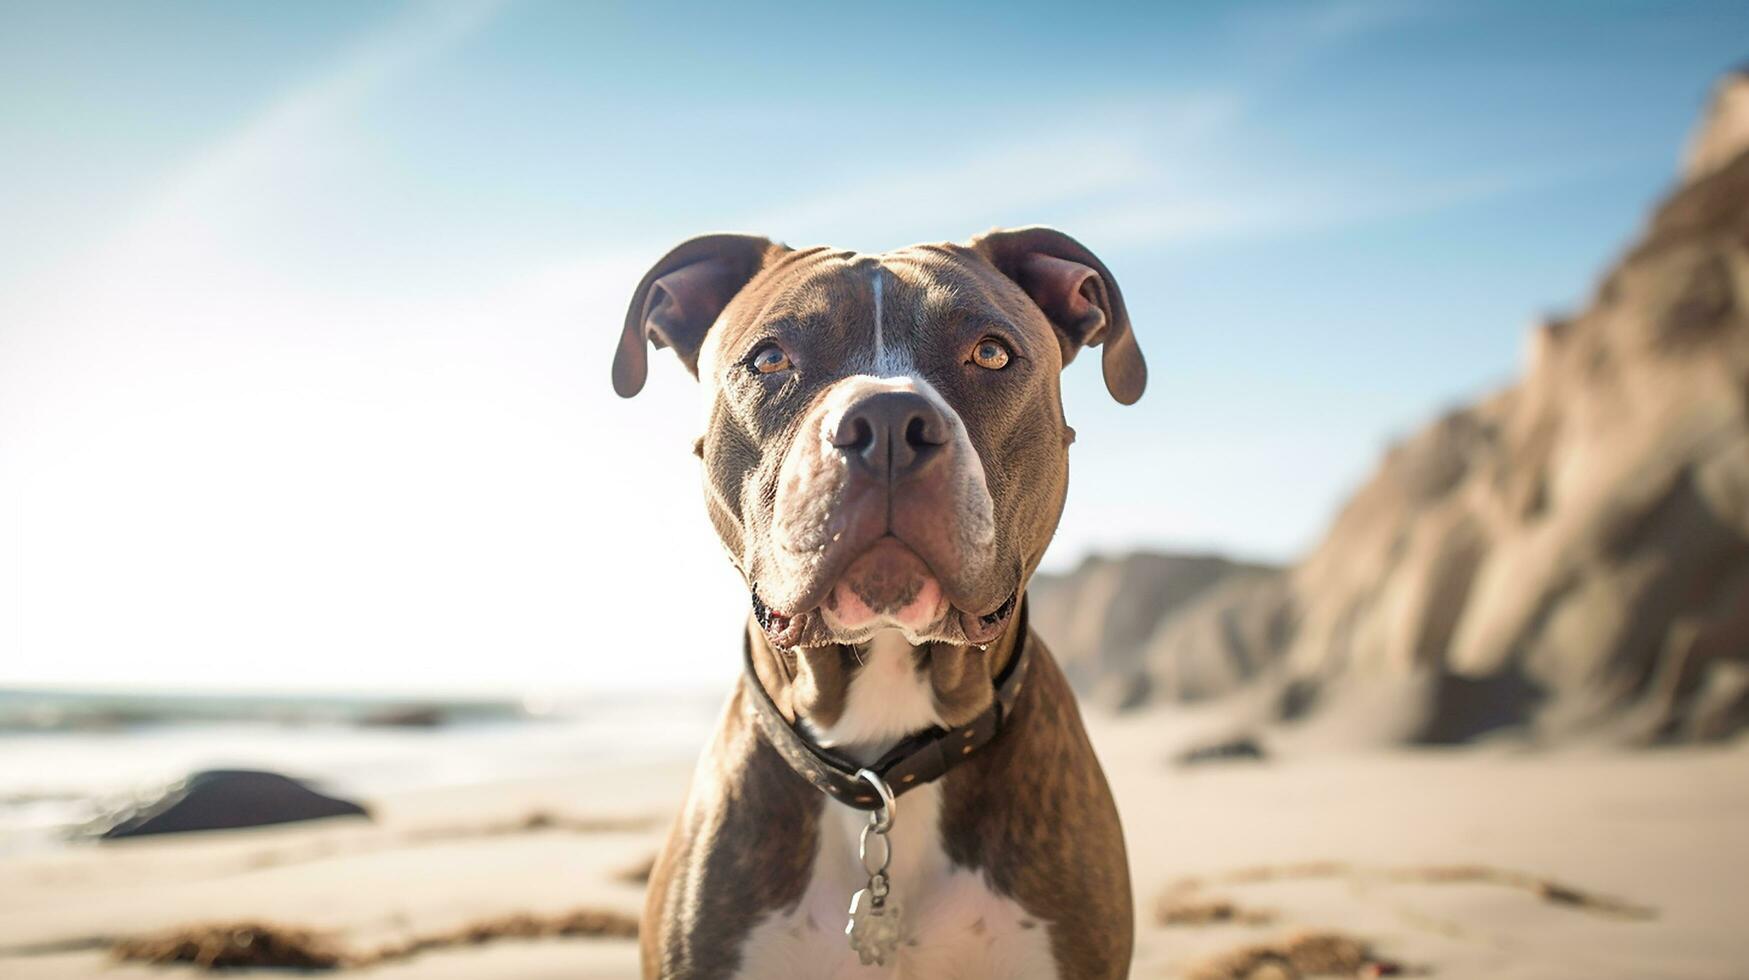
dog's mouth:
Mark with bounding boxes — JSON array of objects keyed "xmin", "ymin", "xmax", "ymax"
[
  {"xmin": 752, "ymin": 538, "xmax": 1017, "ymax": 649},
  {"xmin": 750, "ymin": 591, "xmax": 802, "ymax": 646}
]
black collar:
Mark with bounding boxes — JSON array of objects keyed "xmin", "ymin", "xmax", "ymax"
[{"xmin": 741, "ymin": 600, "xmax": 1033, "ymax": 811}]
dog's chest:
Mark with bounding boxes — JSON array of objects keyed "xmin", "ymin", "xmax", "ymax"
[
  {"xmin": 729, "ymin": 785, "xmax": 1056, "ymax": 980},
  {"xmin": 730, "ymin": 636, "xmax": 1057, "ymax": 980}
]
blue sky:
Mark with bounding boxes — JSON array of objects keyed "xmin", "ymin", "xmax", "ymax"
[{"xmin": 1, "ymin": 1, "xmax": 1744, "ymax": 692}]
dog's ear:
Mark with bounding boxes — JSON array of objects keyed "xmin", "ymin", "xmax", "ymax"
[
  {"xmin": 970, "ymin": 226, "xmax": 1146, "ymax": 405},
  {"xmin": 613, "ymin": 234, "xmax": 783, "ymax": 398}
]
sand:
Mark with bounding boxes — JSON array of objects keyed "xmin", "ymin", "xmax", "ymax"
[{"xmin": 1, "ymin": 717, "xmax": 1745, "ymax": 979}]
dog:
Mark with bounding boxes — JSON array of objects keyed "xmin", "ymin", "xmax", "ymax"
[{"xmin": 613, "ymin": 227, "xmax": 1144, "ymax": 979}]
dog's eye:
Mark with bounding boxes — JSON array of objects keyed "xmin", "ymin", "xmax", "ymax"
[
  {"xmin": 970, "ymin": 337, "xmax": 1012, "ymax": 371},
  {"xmin": 747, "ymin": 343, "xmax": 792, "ymax": 375}
]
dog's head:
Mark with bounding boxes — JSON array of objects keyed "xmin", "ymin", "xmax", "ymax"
[{"xmin": 614, "ymin": 227, "xmax": 1145, "ymax": 650}]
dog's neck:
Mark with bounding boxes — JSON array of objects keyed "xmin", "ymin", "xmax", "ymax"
[{"xmin": 746, "ymin": 616, "xmax": 1023, "ymax": 765}]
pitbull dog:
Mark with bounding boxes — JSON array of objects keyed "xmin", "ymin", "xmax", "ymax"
[{"xmin": 613, "ymin": 227, "xmax": 1145, "ymax": 979}]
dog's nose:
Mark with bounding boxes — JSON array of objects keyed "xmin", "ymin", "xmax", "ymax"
[{"xmin": 831, "ymin": 390, "xmax": 950, "ymax": 481}]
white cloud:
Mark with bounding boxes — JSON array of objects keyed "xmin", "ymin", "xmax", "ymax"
[
  {"xmin": 709, "ymin": 4, "xmax": 1488, "ymax": 254},
  {"xmin": 745, "ymin": 133, "xmax": 1153, "ymax": 248},
  {"xmin": 1071, "ymin": 168, "xmax": 1555, "ymax": 249},
  {"xmin": 98, "ymin": 0, "xmax": 509, "ymax": 280}
]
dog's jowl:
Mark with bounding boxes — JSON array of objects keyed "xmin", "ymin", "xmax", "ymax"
[{"xmin": 614, "ymin": 227, "xmax": 1144, "ymax": 979}]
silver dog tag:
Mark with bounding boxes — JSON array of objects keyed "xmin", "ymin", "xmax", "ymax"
[
  {"xmin": 846, "ymin": 884, "xmax": 902, "ymax": 965},
  {"xmin": 846, "ymin": 768, "xmax": 902, "ymax": 965}
]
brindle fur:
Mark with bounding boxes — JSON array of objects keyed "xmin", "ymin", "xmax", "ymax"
[{"xmin": 619, "ymin": 228, "xmax": 1142, "ymax": 978}]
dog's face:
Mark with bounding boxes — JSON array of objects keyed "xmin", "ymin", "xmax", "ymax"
[{"xmin": 614, "ymin": 228, "xmax": 1144, "ymax": 650}]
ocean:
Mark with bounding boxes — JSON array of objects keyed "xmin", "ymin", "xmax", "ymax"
[{"xmin": 0, "ymin": 688, "xmax": 722, "ymax": 853}]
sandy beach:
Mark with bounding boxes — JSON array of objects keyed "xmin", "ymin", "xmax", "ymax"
[{"xmin": 2, "ymin": 711, "xmax": 1744, "ymax": 980}]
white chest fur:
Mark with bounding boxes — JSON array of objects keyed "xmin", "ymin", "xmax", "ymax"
[{"xmin": 732, "ymin": 634, "xmax": 1057, "ymax": 980}]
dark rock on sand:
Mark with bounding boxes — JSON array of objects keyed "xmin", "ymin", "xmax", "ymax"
[
  {"xmin": 356, "ymin": 704, "xmax": 448, "ymax": 728},
  {"xmin": 1173, "ymin": 735, "xmax": 1268, "ymax": 766},
  {"xmin": 99, "ymin": 770, "xmax": 368, "ymax": 839}
]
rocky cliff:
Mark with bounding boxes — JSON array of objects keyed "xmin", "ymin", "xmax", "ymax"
[
  {"xmin": 1041, "ymin": 71, "xmax": 1749, "ymax": 744},
  {"xmin": 1686, "ymin": 68, "xmax": 1749, "ymax": 181}
]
